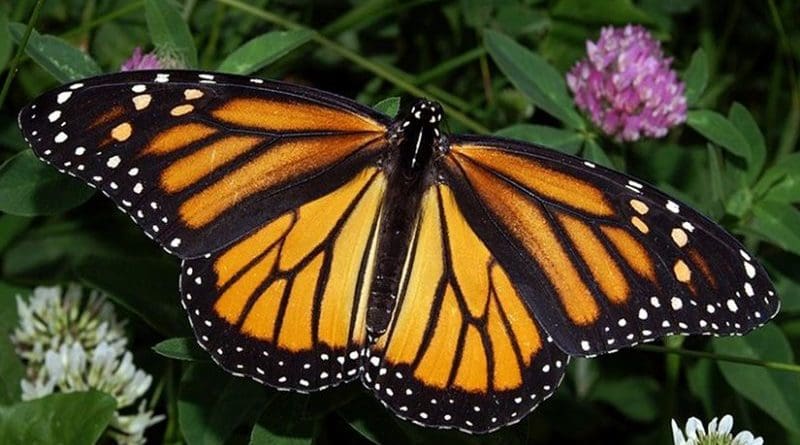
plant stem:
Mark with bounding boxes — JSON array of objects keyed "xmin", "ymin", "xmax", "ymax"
[
  {"xmin": 637, "ymin": 344, "xmax": 800, "ymax": 373},
  {"xmin": 0, "ymin": 0, "xmax": 45, "ymax": 110}
]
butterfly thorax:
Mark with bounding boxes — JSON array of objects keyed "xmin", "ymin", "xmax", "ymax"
[{"xmin": 367, "ymin": 100, "xmax": 444, "ymax": 338}]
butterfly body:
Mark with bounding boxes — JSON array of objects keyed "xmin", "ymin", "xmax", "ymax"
[
  {"xmin": 369, "ymin": 100, "xmax": 445, "ymax": 336},
  {"xmin": 18, "ymin": 70, "xmax": 780, "ymax": 434}
]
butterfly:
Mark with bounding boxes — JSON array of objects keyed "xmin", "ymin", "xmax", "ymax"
[{"xmin": 18, "ymin": 70, "xmax": 780, "ymax": 434}]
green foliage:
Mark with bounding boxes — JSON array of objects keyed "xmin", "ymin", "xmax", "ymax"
[
  {"xmin": 145, "ymin": 0, "xmax": 197, "ymax": 67},
  {"xmin": 0, "ymin": 151, "xmax": 94, "ymax": 216},
  {"xmin": 8, "ymin": 23, "xmax": 101, "ymax": 82},
  {"xmin": 0, "ymin": 391, "xmax": 116, "ymax": 445},
  {"xmin": 714, "ymin": 325, "xmax": 800, "ymax": 432},
  {"xmin": 217, "ymin": 30, "xmax": 313, "ymax": 75},
  {"xmin": 153, "ymin": 337, "xmax": 208, "ymax": 362},
  {"xmin": 0, "ymin": 0, "xmax": 799, "ymax": 444},
  {"xmin": 484, "ymin": 29, "xmax": 585, "ymax": 129}
]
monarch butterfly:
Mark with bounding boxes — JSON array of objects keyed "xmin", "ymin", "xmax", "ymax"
[{"xmin": 18, "ymin": 70, "xmax": 780, "ymax": 434}]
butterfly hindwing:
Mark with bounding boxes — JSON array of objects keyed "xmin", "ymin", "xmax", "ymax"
[
  {"xmin": 443, "ymin": 136, "xmax": 780, "ymax": 356},
  {"xmin": 18, "ymin": 70, "xmax": 389, "ymax": 258},
  {"xmin": 181, "ymin": 167, "xmax": 387, "ymax": 391},
  {"xmin": 363, "ymin": 183, "xmax": 569, "ymax": 433}
]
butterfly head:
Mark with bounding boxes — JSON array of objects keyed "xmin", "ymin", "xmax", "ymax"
[
  {"xmin": 392, "ymin": 99, "xmax": 445, "ymax": 172},
  {"xmin": 408, "ymin": 100, "xmax": 443, "ymax": 125}
]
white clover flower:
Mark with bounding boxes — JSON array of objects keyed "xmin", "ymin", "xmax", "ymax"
[
  {"xmin": 12, "ymin": 284, "xmax": 127, "ymax": 364},
  {"xmin": 672, "ymin": 415, "xmax": 764, "ymax": 445},
  {"xmin": 11, "ymin": 285, "xmax": 163, "ymax": 444}
]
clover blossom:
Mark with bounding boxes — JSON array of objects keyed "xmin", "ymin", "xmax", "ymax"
[
  {"xmin": 11, "ymin": 285, "xmax": 163, "ymax": 445},
  {"xmin": 567, "ymin": 24, "xmax": 687, "ymax": 142},
  {"xmin": 672, "ymin": 415, "xmax": 764, "ymax": 445},
  {"xmin": 120, "ymin": 47, "xmax": 163, "ymax": 71}
]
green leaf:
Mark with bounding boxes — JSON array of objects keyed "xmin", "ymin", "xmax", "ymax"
[
  {"xmin": 8, "ymin": 23, "xmax": 101, "ymax": 82},
  {"xmin": 683, "ymin": 48, "xmax": 708, "ymax": 106},
  {"xmin": 582, "ymin": 139, "xmax": 614, "ymax": 168},
  {"xmin": 0, "ymin": 280, "xmax": 24, "ymax": 405},
  {"xmin": 484, "ymin": 29, "xmax": 585, "ymax": 129},
  {"xmin": 764, "ymin": 175, "xmax": 800, "ymax": 203},
  {"xmin": 250, "ymin": 393, "xmax": 314, "ymax": 445},
  {"xmin": 217, "ymin": 30, "xmax": 313, "ymax": 75},
  {"xmin": 750, "ymin": 199, "xmax": 800, "ymax": 256},
  {"xmin": 0, "ymin": 215, "xmax": 31, "ymax": 254},
  {"xmin": 686, "ymin": 360, "xmax": 714, "ymax": 415},
  {"xmin": 590, "ymin": 377, "xmax": 659, "ymax": 422},
  {"xmin": 180, "ymin": 363, "xmax": 272, "ymax": 445},
  {"xmin": 551, "ymin": 0, "xmax": 657, "ymax": 25},
  {"xmin": 687, "ymin": 110, "xmax": 751, "ymax": 162},
  {"xmin": 0, "ymin": 335, "xmax": 23, "ymax": 405},
  {"xmin": 713, "ymin": 324, "xmax": 800, "ymax": 432},
  {"xmin": 771, "ymin": 266, "xmax": 800, "ymax": 313},
  {"xmin": 153, "ymin": 337, "xmax": 208, "ymax": 361},
  {"xmin": 2, "ymin": 221, "xmax": 118, "ymax": 280},
  {"xmin": 0, "ymin": 151, "xmax": 94, "ymax": 216},
  {"xmin": 494, "ymin": 124, "xmax": 582, "ymax": 154},
  {"xmin": 145, "ymin": 0, "xmax": 197, "ymax": 67},
  {"xmin": 754, "ymin": 152, "xmax": 800, "ymax": 198},
  {"xmin": 460, "ymin": 0, "xmax": 493, "ymax": 28},
  {"xmin": 724, "ymin": 187, "xmax": 752, "ymax": 218},
  {"xmin": 75, "ymin": 255, "xmax": 189, "ymax": 337},
  {"xmin": 373, "ymin": 97, "xmax": 400, "ymax": 117},
  {"xmin": 729, "ymin": 102, "xmax": 766, "ymax": 183},
  {"xmin": 0, "ymin": 10, "xmax": 11, "ymax": 70},
  {"xmin": 0, "ymin": 391, "xmax": 116, "ymax": 445}
]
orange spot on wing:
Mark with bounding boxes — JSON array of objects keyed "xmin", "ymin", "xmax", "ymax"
[
  {"xmin": 457, "ymin": 158, "xmax": 599, "ymax": 325},
  {"xmin": 212, "ymin": 98, "xmax": 385, "ymax": 133},
  {"xmin": 179, "ymin": 133, "xmax": 380, "ymax": 229},
  {"xmin": 144, "ymin": 123, "xmax": 218, "ymax": 155},
  {"xmin": 558, "ymin": 212, "xmax": 629, "ymax": 304},
  {"xmin": 453, "ymin": 146, "xmax": 614, "ymax": 216},
  {"xmin": 214, "ymin": 247, "xmax": 279, "ymax": 324},
  {"xmin": 162, "ymin": 135, "xmax": 266, "ymax": 193},
  {"xmin": 413, "ymin": 286, "xmax": 462, "ymax": 388},
  {"xmin": 241, "ymin": 278, "xmax": 286, "ymax": 340},
  {"xmin": 689, "ymin": 248, "xmax": 717, "ymax": 289},
  {"xmin": 454, "ymin": 325, "xmax": 488, "ymax": 392},
  {"xmin": 601, "ymin": 226, "xmax": 656, "ymax": 282},
  {"xmin": 90, "ymin": 105, "xmax": 125, "ymax": 129},
  {"xmin": 277, "ymin": 253, "xmax": 324, "ymax": 351}
]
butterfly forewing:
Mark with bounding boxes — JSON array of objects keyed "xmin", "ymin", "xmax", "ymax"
[
  {"xmin": 442, "ymin": 135, "xmax": 780, "ymax": 356},
  {"xmin": 18, "ymin": 71, "xmax": 389, "ymax": 258},
  {"xmin": 363, "ymin": 183, "xmax": 569, "ymax": 433}
]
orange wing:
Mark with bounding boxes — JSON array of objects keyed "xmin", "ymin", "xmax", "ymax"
[
  {"xmin": 18, "ymin": 71, "xmax": 388, "ymax": 258},
  {"xmin": 181, "ymin": 167, "xmax": 386, "ymax": 391},
  {"xmin": 363, "ymin": 183, "xmax": 568, "ymax": 433},
  {"xmin": 441, "ymin": 136, "xmax": 780, "ymax": 356}
]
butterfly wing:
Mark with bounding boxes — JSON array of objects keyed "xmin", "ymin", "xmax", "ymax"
[
  {"xmin": 442, "ymin": 135, "xmax": 780, "ymax": 356},
  {"xmin": 17, "ymin": 70, "xmax": 389, "ymax": 258},
  {"xmin": 181, "ymin": 167, "xmax": 386, "ymax": 391},
  {"xmin": 18, "ymin": 70, "xmax": 393, "ymax": 391},
  {"xmin": 363, "ymin": 183, "xmax": 569, "ymax": 433}
]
